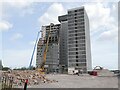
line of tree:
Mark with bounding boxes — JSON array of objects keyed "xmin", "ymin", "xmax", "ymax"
[
  {"xmin": 2, "ymin": 66, "xmax": 36, "ymax": 71},
  {"xmin": 13, "ymin": 66, "xmax": 36, "ymax": 70}
]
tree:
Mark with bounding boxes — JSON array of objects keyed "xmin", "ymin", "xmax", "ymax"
[{"xmin": 2, "ymin": 67, "xmax": 10, "ymax": 71}]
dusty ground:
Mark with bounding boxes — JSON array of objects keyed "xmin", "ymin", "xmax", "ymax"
[{"xmin": 24, "ymin": 74, "xmax": 118, "ymax": 88}]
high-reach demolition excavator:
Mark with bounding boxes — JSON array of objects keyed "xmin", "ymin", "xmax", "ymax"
[{"xmin": 29, "ymin": 23, "xmax": 52, "ymax": 74}]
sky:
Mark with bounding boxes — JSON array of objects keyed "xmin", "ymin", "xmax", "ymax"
[{"xmin": 0, "ymin": 0, "xmax": 119, "ymax": 69}]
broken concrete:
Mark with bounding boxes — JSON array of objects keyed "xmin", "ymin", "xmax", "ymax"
[{"xmin": 2, "ymin": 70, "xmax": 58, "ymax": 87}]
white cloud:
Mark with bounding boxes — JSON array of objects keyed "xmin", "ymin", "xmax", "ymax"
[
  {"xmin": 38, "ymin": 3, "xmax": 66, "ymax": 26},
  {"xmin": 0, "ymin": 21, "xmax": 13, "ymax": 31},
  {"xmin": 4, "ymin": 0, "xmax": 33, "ymax": 8},
  {"xmin": 98, "ymin": 27, "xmax": 118, "ymax": 41},
  {"xmin": 2, "ymin": 0, "xmax": 34, "ymax": 17},
  {"xmin": 85, "ymin": 3, "xmax": 110, "ymax": 31},
  {"xmin": 84, "ymin": 3, "xmax": 117, "ymax": 41},
  {"xmin": 10, "ymin": 33, "xmax": 23, "ymax": 41}
]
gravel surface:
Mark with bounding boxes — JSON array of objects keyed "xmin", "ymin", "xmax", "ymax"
[{"xmin": 25, "ymin": 74, "xmax": 118, "ymax": 88}]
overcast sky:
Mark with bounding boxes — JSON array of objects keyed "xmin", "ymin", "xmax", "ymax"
[{"xmin": 0, "ymin": 0, "xmax": 119, "ymax": 69}]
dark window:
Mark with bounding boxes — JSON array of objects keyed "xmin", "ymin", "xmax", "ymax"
[
  {"xmin": 75, "ymin": 27, "xmax": 77, "ymax": 29},
  {"xmin": 76, "ymin": 56, "xmax": 78, "ymax": 58},
  {"xmin": 76, "ymin": 64, "xmax": 78, "ymax": 66},
  {"xmin": 68, "ymin": 11, "xmax": 72, "ymax": 13},
  {"xmin": 76, "ymin": 52, "xmax": 78, "ymax": 54},
  {"xmin": 75, "ymin": 37, "xmax": 77, "ymax": 40},
  {"xmin": 76, "ymin": 41, "xmax": 78, "ymax": 43},
  {"xmin": 76, "ymin": 60, "xmax": 78, "ymax": 62},
  {"xmin": 75, "ymin": 30, "xmax": 77, "ymax": 32},
  {"xmin": 75, "ymin": 34, "xmax": 77, "ymax": 36},
  {"xmin": 76, "ymin": 44, "xmax": 78, "ymax": 47},
  {"xmin": 75, "ymin": 10, "xmax": 77, "ymax": 12},
  {"xmin": 75, "ymin": 23, "xmax": 77, "ymax": 26},
  {"xmin": 76, "ymin": 48, "xmax": 78, "ymax": 50},
  {"xmin": 55, "ymin": 39, "xmax": 57, "ymax": 41}
]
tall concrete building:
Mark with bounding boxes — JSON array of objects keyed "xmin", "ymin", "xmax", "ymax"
[
  {"xmin": 36, "ymin": 6, "xmax": 92, "ymax": 73},
  {"xmin": 36, "ymin": 24, "xmax": 60, "ymax": 73},
  {"xmin": 67, "ymin": 7, "xmax": 92, "ymax": 72},
  {"xmin": 59, "ymin": 7, "xmax": 92, "ymax": 73}
]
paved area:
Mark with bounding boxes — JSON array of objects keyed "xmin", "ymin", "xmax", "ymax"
[{"xmin": 26, "ymin": 74, "xmax": 118, "ymax": 88}]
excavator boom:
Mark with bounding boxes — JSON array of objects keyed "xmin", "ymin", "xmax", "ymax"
[{"xmin": 38, "ymin": 24, "xmax": 52, "ymax": 73}]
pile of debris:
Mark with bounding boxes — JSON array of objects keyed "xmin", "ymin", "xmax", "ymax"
[{"xmin": 2, "ymin": 70, "xmax": 57, "ymax": 87}]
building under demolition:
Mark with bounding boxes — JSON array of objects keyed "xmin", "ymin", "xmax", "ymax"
[
  {"xmin": 36, "ymin": 24, "xmax": 60, "ymax": 73},
  {"xmin": 36, "ymin": 6, "xmax": 92, "ymax": 73}
]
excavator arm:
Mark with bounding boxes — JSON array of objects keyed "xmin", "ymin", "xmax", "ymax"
[{"xmin": 38, "ymin": 24, "xmax": 52, "ymax": 73}]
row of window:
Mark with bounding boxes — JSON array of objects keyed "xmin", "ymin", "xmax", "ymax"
[
  {"xmin": 68, "ymin": 25, "xmax": 85, "ymax": 29},
  {"xmin": 68, "ymin": 18, "xmax": 84, "ymax": 23},
  {"xmin": 69, "ymin": 63, "xmax": 86, "ymax": 67},
  {"xmin": 44, "ymin": 39, "xmax": 58, "ymax": 43},
  {"xmin": 69, "ymin": 55, "xmax": 86, "ymax": 58},
  {"xmin": 68, "ymin": 9, "xmax": 84, "ymax": 13},
  {"xmin": 68, "ymin": 28, "xmax": 85, "ymax": 32},
  {"xmin": 68, "ymin": 30, "xmax": 85, "ymax": 34},
  {"xmin": 48, "ymin": 36, "xmax": 58, "ymax": 39},
  {"xmin": 68, "ymin": 15, "xmax": 84, "ymax": 19},
  {"xmin": 68, "ymin": 29, "xmax": 85, "ymax": 32},
  {"xmin": 68, "ymin": 39, "xmax": 85, "ymax": 43},
  {"xmin": 68, "ymin": 22, "xmax": 84, "ymax": 26},
  {"xmin": 69, "ymin": 32, "xmax": 85, "ymax": 36},
  {"xmin": 68, "ymin": 12, "xmax": 84, "ymax": 16},
  {"xmin": 68, "ymin": 26, "xmax": 85, "ymax": 30},
  {"xmin": 69, "ymin": 60, "xmax": 86, "ymax": 63},
  {"xmin": 68, "ymin": 42, "xmax": 85, "ymax": 45},
  {"xmin": 68, "ymin": 47, "xmax": 86, "ymax": 51},
  {"xmin": 68, "ymin": 36, "xmax": 85, "ymax": 40},
  {"xmin": 45, "ymin": 33, "xmax": 58, "ymax": 38},
  {"xmin": 68, "ymin": 40, "xmax": 85, "ymax": 44},
  {"xmin": 69, "ymin": 51, "xmax": 86, "ymax": 55},
  {"xmin": 68, "ymin": 20, "xmax": 84, "ymax": 24},
  {"xmin": 46, "ymin": 26, "xmax": 60, "ymax": 30},
  {"xmin": 68, "ymin": 43, "xmax": 85, "ymax": 47}
]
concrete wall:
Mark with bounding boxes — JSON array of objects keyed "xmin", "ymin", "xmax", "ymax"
[
  {"xmin": 59, "ymin": 21, "xmax": 68, "ymax": 73},
  {"xmin": 84, "ymin": 10, "xmax": 92, "ymax": 71}
]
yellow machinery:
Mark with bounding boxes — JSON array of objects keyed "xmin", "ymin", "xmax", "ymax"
[{"xmin": 37, "ymin": 24, "xmax": 52, "ymax": 74}]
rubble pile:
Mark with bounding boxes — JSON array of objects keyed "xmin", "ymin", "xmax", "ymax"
[{"xmin": 2, "ymin": 70, "xmax": 57, "ymax": 87}]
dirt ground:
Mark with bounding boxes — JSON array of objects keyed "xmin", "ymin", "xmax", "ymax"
[{"xmin": 24, "ymin": 74, "xmax": 118, "ymax": 88}]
